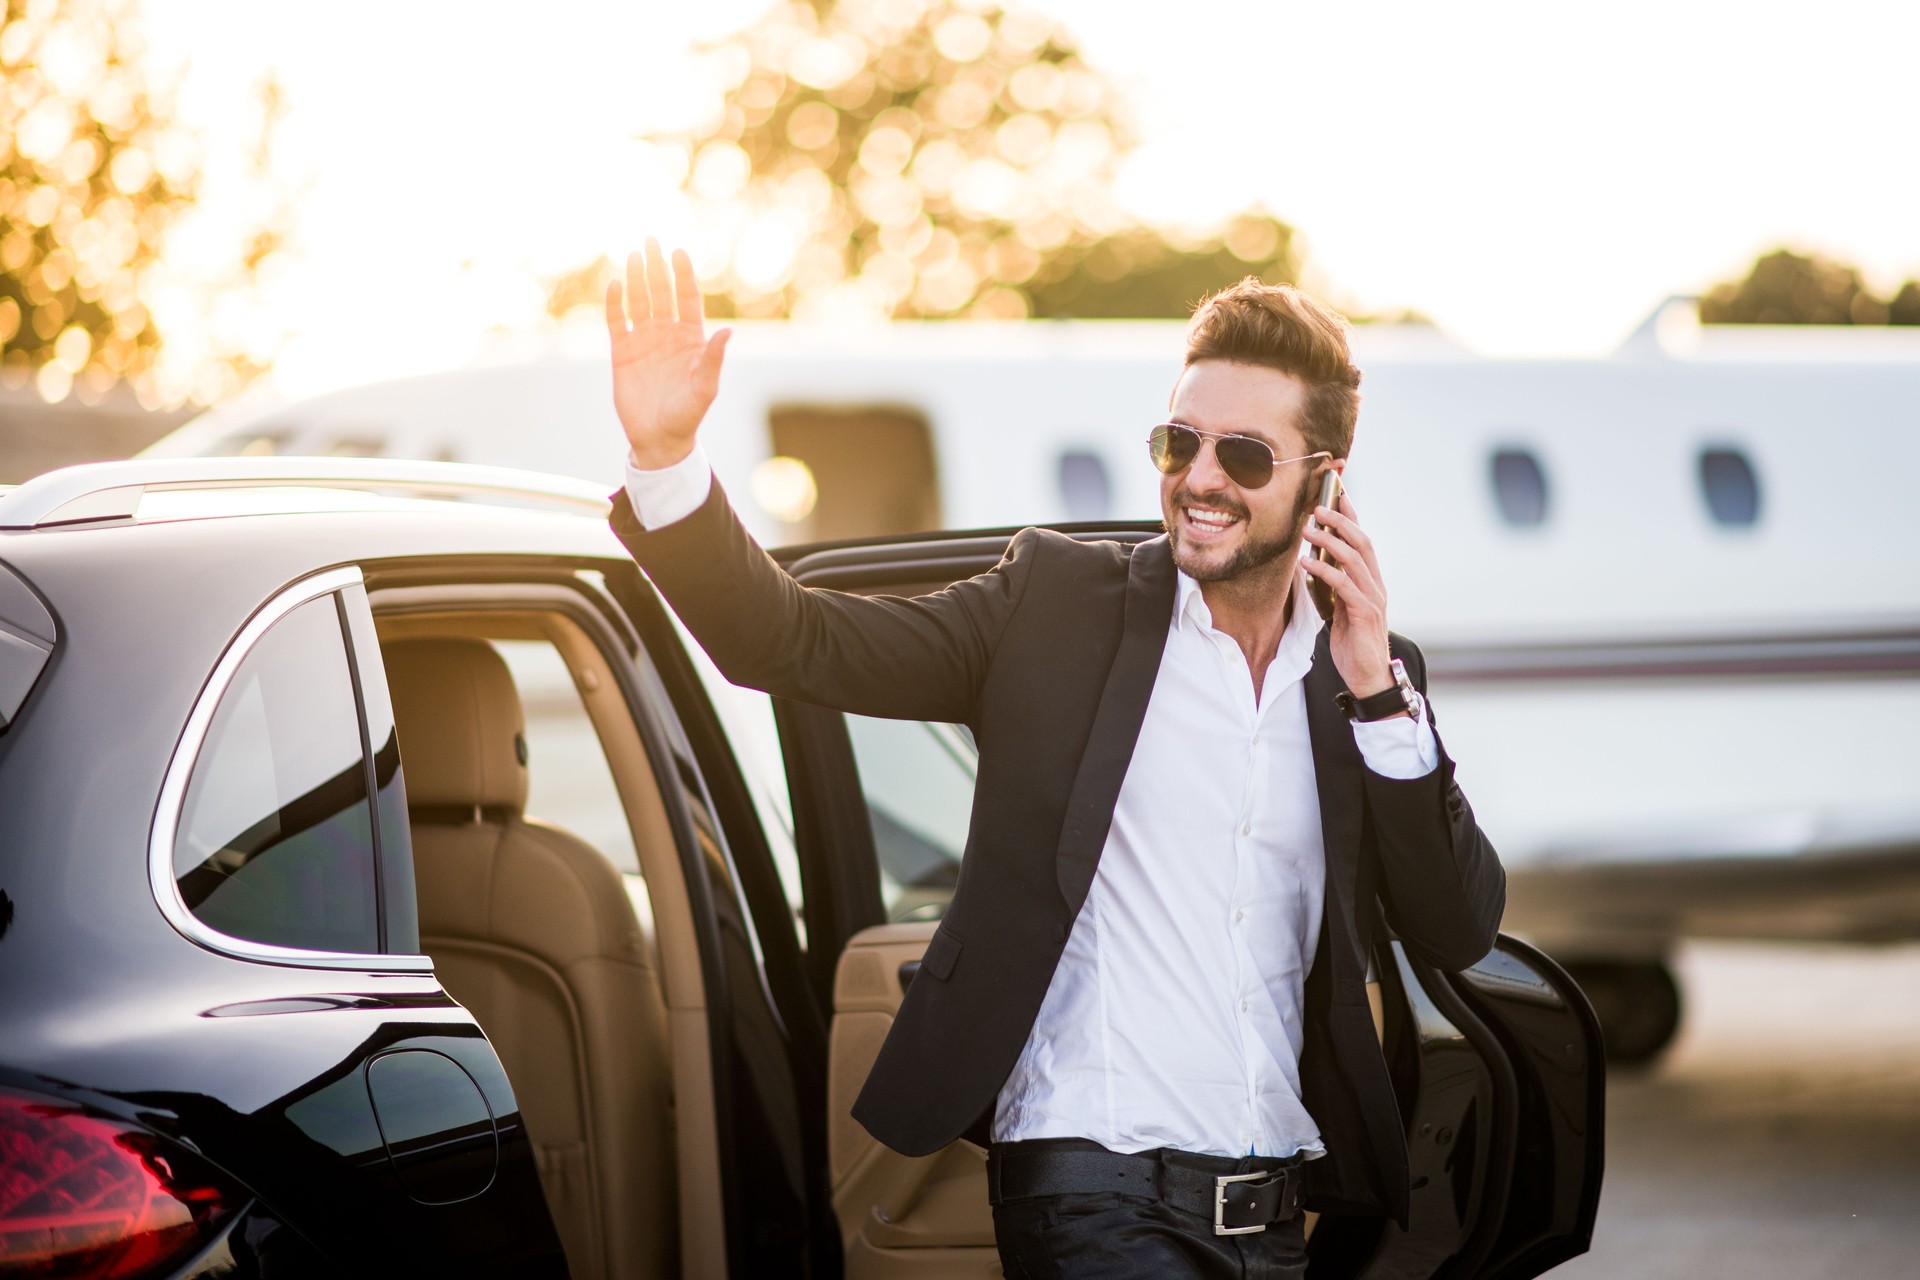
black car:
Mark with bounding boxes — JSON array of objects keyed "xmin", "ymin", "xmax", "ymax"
[{"xmin": 0, "ymin": 457, "xmax": 1603, "ymax": 1278}]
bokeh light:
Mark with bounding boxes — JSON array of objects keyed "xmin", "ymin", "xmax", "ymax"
[
  {"xmin": 0, "ymin": 0, "xmax": 287, "ymax": 408},
  {"xmin": 750, "ymin": 453, "xmax": 821, "ymax": 524},
  {"xmin": 543, "ymin": 0, "xmax": 1301, "ymax": 328}
]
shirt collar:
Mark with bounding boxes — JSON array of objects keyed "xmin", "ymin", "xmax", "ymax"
[{"xmin": 1173, "ymin": 560, "xmax": 1325, "ymax": 659}]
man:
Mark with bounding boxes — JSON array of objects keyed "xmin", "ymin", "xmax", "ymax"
[{"xmin": 605, "ymin": 240, "xmax": 1504, "ymax": 1278}]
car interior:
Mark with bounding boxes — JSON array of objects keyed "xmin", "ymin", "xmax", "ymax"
[
  {"xmin": 371, "ymin": 595, "xmax": 1393, "ymax": 1280},
  {"xmin": 375, "ymin": 604, "xmax": 726, "ymax": 1279}
]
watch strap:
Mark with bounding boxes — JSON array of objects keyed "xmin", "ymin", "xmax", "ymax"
[{"xmin": 1336, "ymin": 658, "xmax": 1419, "ymax": 723}]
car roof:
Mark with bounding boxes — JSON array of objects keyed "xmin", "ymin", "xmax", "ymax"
[
  {"xmin": 0, "ymin": 457, "xmax": 627, "ymax": 600},
  {"xmin": 0, "ymin": 455, "xmax": 612, "ymax": 529}
]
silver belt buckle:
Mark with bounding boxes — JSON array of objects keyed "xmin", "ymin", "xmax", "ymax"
[{"xmin": 1213, "ymin": 1170, "xmax": 1269, "ymax": 1236}]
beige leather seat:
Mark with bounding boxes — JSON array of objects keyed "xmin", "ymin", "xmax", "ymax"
[{"xmin": 384, "ymin": 637, "xmax": 675, "ymax": 1280}]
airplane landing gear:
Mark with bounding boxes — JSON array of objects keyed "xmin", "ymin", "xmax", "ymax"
[{"xmin": 1558, "ymin": 958, "xmax": 1683, "ymax": 1067}]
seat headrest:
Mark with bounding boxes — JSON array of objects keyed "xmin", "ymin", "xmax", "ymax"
[{"xmin": 383, "ymin": 637, "xmax": 528, "ymax": 814}]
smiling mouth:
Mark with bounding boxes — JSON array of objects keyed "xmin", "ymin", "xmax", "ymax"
[{"xmin": 1181, "ymin": 505, "xmax": 1242, "ymax": 535}]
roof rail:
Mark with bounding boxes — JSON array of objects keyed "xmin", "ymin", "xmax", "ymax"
[{"xmin": 0, "ymin": 456, "xmax": 614, "ymax": 530}]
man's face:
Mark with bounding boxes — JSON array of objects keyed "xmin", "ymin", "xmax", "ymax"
[{"xmin": 1160, "ymin": 360, "xmax": 1324, "ymax": 584}]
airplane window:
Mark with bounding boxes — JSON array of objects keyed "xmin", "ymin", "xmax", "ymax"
[
  {"xmin": 1057, "ymin": 449, "xmax": 1112, "ymax": 521},
  {"xmin": 1698, "ymin": 447, "xmax": 1761, "ymax": 526},
  {"xmin": 1489, "ymin": 447, "xmax": 1549, "ymax": 527}
]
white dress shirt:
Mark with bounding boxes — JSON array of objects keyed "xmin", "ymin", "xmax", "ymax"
[{"xmin": 623, "ymin": 448, "xmax": 1438, "ymax": 1160}]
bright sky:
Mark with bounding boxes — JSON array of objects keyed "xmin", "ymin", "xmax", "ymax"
[{"xmin": 144, "ymin": 0, "xmax": 1920, "ymax": 397}]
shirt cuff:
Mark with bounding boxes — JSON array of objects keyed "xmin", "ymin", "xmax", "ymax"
[
  {"xmin": 1351, "ymin": 713, "xmax": 1439, "ymax": 780},
  {"xmin": 623, "ymin": 446, "xmax": 714, "ymax": 531}
]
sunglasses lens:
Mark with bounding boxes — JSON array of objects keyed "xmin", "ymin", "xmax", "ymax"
[
  {"xmin": 1215, "ymin": 437, "xmax": 1274, "ymax": 488},
  {"xmin": 1148, "ymin": 424, "xmax": 1199, "ymax": 474},
  {"xmin": 1148, "ymin": 425, "xmax": 1277, "ymax": 487}
]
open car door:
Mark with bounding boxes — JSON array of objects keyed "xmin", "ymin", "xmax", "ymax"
[{"xmin": 770, "ymin": 527, "xmax": 1604, "ymax": 1280}]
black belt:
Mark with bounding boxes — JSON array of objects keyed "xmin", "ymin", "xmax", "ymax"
[{"xmin": 988, "ymin": 1139, "xmax": 1307, "ymax": 1237}]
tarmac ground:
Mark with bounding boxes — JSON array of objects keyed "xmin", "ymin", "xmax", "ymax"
[{"xmin": 1553, "ymin": 940, "xmax": 1920, "ymax": 1279}]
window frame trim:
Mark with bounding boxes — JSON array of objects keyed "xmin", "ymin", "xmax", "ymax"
[{"xmin": 147, "ymin": 564, "xmax": 433, "ymax": 972}]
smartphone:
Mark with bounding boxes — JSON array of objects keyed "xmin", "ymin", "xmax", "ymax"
[{"xmin": 1307, "ymin": 468, "xmax": 1343, "ymax": 620}]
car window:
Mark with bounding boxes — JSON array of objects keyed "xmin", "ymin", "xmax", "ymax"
[
  {"xmin": 340, "ymin": 586, "xmax": 417, "ymax": 953},
  {"xmin": 493, "ymin": 639, "xmax": 640, "ymax": 875},
  {"xmin": 174, "ymin": 595, "xmax": 381, "ymax": 954},
  {"xmin": 843, "ymin": 715, "xmax": 977, "ymax": 921},
  {"xmin": 672, "ymin": 613, "xmax": 803, "ymax": 933}
]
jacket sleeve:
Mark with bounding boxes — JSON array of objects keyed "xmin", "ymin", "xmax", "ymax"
[
  {"xmin": 610, "ymin": 479, "xmax": 1035, "ymax": 726},
  {"xmin": 1363, "ymin": 635, "xmax": 1507, "ymax": 971}
]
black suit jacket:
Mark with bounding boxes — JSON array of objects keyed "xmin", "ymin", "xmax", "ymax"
[{"xmin": 611, "ymin": 483, "xmax": 1505, "ymax": 1226}]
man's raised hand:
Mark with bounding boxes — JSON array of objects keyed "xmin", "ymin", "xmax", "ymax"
[{"xmin": 606, "ymin": 239, "xmax": 731, "ymax": 470}]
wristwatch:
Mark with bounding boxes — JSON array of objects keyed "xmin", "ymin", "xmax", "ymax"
[{"xmin": 1336, "ymin": 657, "xmax": 1424, "ymax": 723}]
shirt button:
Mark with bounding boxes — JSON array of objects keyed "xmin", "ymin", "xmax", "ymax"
[
  {"xmin": 1240, "ymin": 822, "xmax": 1252, "ymax": 836},
  {"xmin": 1235, "ymin": 910, "xmax": 1246, "ymax": 924},
  {"xmin": 1240, "ymin": 999, "xmax": 1250, "ymax": 1013}
]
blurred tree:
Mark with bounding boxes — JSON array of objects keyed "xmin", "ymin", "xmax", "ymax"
[
  {"xmin": 1700, "ymin": 248, "xmax": 1919, "ymax": 326},
  {"xmin": 548, "ymin": 0, "xmax": 1304, "ymax": 323},
  {"xmin": 1889, "ymin": 281, "xmax": 1920, "ymax": 327},
  {"xmin": 0, "ymin": 0, "xmax": 289, "ymax": 408},
  {"xmin": 1020, "ymin": 214, "xmax": 1300, "ymax": 320}
]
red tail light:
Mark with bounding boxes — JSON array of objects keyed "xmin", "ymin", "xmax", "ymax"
[{"xmin": 0, "ymin": 1089, "xmax": 240, "ymax": 1278}]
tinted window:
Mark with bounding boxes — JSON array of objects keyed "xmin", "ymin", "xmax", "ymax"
[
  {"xmin": 844, "ymin": 715, "xmax": 977, "ymax": 921},
  {"xmin": 174, "ymin": 595, "xmax": 380, "ymax": 953},
  {"xmin": 1489, "ymin": 447, "xmax": 1550, "ymax": 527},
  {"xmin": 1698, "ymin": 446, "xmax": 1761, "ymax": 526}
]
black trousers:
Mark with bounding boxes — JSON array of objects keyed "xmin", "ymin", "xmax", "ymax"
[{"xmin": 990, "ymin": 1148, "xmax": 1310, "ymax": 1280}]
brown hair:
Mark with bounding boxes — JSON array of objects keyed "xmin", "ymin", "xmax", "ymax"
[{"xmin": 1183, "ymin": 278, "xmax": 1362, "ymax": 458}]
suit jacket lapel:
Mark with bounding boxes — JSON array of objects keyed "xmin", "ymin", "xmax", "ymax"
[
  {"xmin": 1305, "ymin": 628, "xmax": 1364, "ymax": 929},
  {"xmin": 1054, "ymin": 535, "xmax": 1176, "ymax": 915}
]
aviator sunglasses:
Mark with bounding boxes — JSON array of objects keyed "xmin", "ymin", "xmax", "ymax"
[{"xmin": 1146, "ymin": 423, "xmax": 1330, "ymax": 489}]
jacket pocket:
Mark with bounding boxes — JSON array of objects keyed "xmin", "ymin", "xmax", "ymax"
[{"xmin": 921, "ymin": 925, "xmax": 964, "ymax": 982}]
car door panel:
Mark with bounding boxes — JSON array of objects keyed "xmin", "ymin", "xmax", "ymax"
[
  {"xmin": 1321, "ymin": 940, "xmax": 1512, "ymax": 1280},
  {"xmin": 1435, "ymin": 939, "xmax": 1604, "ymax": 1280},
  {"xmin": 830, "ymin": 922, "xmax": 997, "ymax": 1276},
  {"xmin": 240, "ymin": 1011, "xmax": 555, "ymax": 1273}
]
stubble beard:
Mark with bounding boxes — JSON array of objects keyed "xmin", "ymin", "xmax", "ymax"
[{"xmin": 1168, "ymin": 471, "xmax": 1319, "ymax": 585}]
